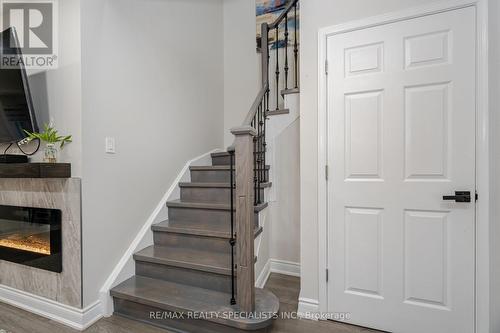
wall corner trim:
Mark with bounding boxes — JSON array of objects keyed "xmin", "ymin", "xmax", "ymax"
[
  {"xmin": 98, "ymin": 148, "xmax": 221, "ymax": 317},
  {"xmin": 255, "ymin": 258, "xmax": 300, "ymax": 289},
  {"xmin": 0, "ymin": 283, "xmax": 102, "ymax": 331},
  {"xmin": 297, "ymin": 297, "xmax": 320, "ymax": 320},
  {"xmin": 255, "ymin": 259, "xmax": 271, "ymax": 288}
]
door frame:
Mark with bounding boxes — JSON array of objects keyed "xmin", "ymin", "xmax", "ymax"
[{"xmin": 317, "ymin": 0, "xmax": 490, "ymax": 332}]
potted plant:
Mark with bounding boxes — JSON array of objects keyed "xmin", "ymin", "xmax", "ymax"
[{"xmin": 24, "ymin": 124, "xmax": 72, "ymax": 163}]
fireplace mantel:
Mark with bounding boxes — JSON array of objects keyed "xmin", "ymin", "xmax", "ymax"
[{"xmin": 0, "ymin": 163, "xmax": 71, "ymax": 178}]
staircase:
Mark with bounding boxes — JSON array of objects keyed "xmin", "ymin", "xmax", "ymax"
[
  {"xmin": 110, "ymin": 0, "xmax": 299, "ymax": 331},
  {"xmin": 110, "ymin": 152, "xmax": 278, "ymax": 332}
]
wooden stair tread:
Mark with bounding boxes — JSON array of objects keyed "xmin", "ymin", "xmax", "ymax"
[
  {"xmin": 266, "ymin": 109, "xmax": 290, "ymax": 116},
  {"xmin": 167, "ymin": 200, "xmax": 268, "ymax": 212},
  {"xmin": 281, "ymin": 87, "xmax": 300, "ymax": 96},
  {"xmin": 153, "ymin": 220, "xmax": 263, "ymax": 239},
  {"xmin": 134, "ymin": 245, "xmax": 231, "ymax": 275},
  {"xmin": 211, "ymin": 152, "xmax": 231, "ymax": 157},
  {"xmin": 111, "ymin": 276, "xmax": 279, "ymax": 330},
  {"xmin": 179, "ymin": 182, "xmax": 272, "ymax": 188}
]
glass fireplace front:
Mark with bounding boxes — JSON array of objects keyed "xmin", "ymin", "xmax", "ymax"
[{"xmin": 0, "ymin": 205, "xmax": 62, "ymax": 273}]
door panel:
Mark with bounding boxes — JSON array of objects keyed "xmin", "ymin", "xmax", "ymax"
[
  {"xmin": 404, "ymin": 83, "xmax": 450, "ymax": 179},
  {"xmin": 327, "ymin": 7, "xmax": 475, "ymax": 333},
  {"xmin": 345, "ymin": 207, "xmax": 383, "ymax": 298},
  {"xmin": 345, "ymin": 90, "xmax": 383, "ymax": 179}
]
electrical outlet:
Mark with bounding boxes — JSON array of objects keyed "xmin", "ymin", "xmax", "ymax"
[{"xmin": 105, "ymin": 137, "xmax": 116, "ymax": 154}]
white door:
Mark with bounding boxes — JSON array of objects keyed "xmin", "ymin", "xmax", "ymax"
[{"xmin": 327, "ymin": 7, "xmax": 475, "ymax": 333}]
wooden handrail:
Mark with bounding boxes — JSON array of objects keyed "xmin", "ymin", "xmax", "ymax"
[{"xmin": 242, "ymin": 83, "xmax": 269, "ymax": 126}]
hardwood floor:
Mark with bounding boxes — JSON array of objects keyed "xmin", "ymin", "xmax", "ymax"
[{"xmin": 0, "ymin": 273, "xmax": 382, "ymax": 333}]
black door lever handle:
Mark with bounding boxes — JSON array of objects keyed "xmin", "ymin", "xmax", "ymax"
[{"xmin": 443, "ymin": 191, "xmax": 471, "ymax": 203}]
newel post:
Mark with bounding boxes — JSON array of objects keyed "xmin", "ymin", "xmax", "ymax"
[{"xmin": 230, "ymin": 126, "xmax": 256, "ymax": 313}]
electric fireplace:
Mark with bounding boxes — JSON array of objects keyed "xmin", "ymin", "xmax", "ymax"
[{"xmin": 0, "ymin": 205, "xmax": 62, "ymax": 273}]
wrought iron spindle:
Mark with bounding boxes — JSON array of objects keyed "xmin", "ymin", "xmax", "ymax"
[
  {"xmin": 266, "ymin": 35, "xmax": 270, "ymax": 122},
  {"xmin": 275, "ymin": 26, "xmax": 280, "ymax": 111},
  {"xmin": 262, "ymin": 97, "xmax": 267, "ymax": 185},
  {"xmin": 262, "ymin": 108, "xmax": 266, "ymax": 191},
  {"xmin": 229, "ymin": 149, "xmax": 236, "ymax": 305},
  {"xmin": 257, "ymin": 105, "xmax": 262, "ymax": 204},
  {"xmin": 252, "ymin": 117, "xmax": 258, "ymax": 205},
  {"xmin": 293, "ymin": 3, "xmax": 298, "ymax": 89},
  {"xmin": 284, "ymin": 13, "xmax": 289, "ymax": 90},
  {"xmin": 265, "ymin": 32, "xmax": 270, "ymax": 190},
  {"xmin": 267, "ymin": 27, "xmax": 271, "ymax": 115}
]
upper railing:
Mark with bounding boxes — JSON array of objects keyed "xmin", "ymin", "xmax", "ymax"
[
  {"xmin": 230, "ymin": 0, "xmax": 299, "ymax": 312},
  {"xmin": 243, "ymin": 0, "xmax": 299, "ymax": 128},
  {"xmin": 242, "ymin": 0, "xmax": 300, "ymax": 205}
]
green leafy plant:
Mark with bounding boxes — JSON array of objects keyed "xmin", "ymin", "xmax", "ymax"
[{"xmin": 24, "ymin": 123, "xmax": 72, "ymax": 148}]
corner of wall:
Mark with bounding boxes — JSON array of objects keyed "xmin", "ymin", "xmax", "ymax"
[{"xmin": 297, "ymin": 297, "xmax": 320, "ymax": 320}]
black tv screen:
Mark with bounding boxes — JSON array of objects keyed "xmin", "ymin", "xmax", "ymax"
[{"xmin": 0, "ymin": 27, "xmax": 38, "ymax": 143}]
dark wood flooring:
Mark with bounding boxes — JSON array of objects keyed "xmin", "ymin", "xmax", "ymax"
[{"xmin": 0, "ymin": 273, "xmax": 382, "ymax": 333}]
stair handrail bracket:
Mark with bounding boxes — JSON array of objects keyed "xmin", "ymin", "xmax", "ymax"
[{"xmin": 229, "ymin": 0, "xmax": 299, "ymax": 312}]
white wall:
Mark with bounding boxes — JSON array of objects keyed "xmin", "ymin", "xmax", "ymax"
[
  {"xmin": 80, "ymin": 0, "xmax": 224, "ymax": 307},
  {"xmin": 269, "ymin": 118, "xmax": 300, "ymax": 263},
  {"xmin": 223, "ymin": 0, "xmax": 260, "ymax": 146},
  {"xmin": 0, "ymin": 0, "xmax": 82, "ymax": 176}
]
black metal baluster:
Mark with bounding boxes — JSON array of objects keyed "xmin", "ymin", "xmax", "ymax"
[
  {"xmin": 229, "ymin": 149, "xmax": 236, "ymax": 305},
  {"xmin": 262, "ymin": 98, "xmax": 267, "ymax": 187},
  {"xmin": 266, "ymin": 28, "xmax": 271, "ymax": 117},
  {"xmin": 263, "ymin": 102, "xmax": 266, "ymax": 191},
  {"xmin": 265, "ymin": 34, "xmax": 270, "ymax": 132},
  {"xmin": 253, "ymin": 117, "xmax": 258, "ymax": 206},
  {"xmin": 284, "ymin": 13, "xmax": 289, "ymax": 90},
  {"xmin": 275, "ymin": 26, "xmax": 280, "ymax": 111},
  {"xmin": 293, "ymin": 3, "xmax": 298, "ymax": 89},
  {"xmin": 257, "ymin": 105, "xmax": 262, "ymax": 204}
]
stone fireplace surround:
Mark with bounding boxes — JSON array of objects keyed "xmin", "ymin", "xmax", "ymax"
[{"xmin": 0, "ymin": 178, "xmax": 82, "ymax": 309}]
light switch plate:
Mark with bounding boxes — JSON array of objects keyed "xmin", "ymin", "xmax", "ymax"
[{"xmin": 105, "ymin": 137, "xmax": 116, "ymax": 154}]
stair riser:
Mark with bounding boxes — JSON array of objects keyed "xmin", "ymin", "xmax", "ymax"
[
  {"xmin": 168, "ymin": 207, "xmax": 259, "ymax": 229},
  {"xmin": 191, "ymin": 170, "xmax": 231, "ymax": 183},
  {"xmin": 211, "ymin": 155, "xmax": 231, "ymax": 166},
  {"xmin": 136, "ymin": 261, "xmax": 233, "ymax": 294},
  {"xmin": 190, "ymin": 170, "xmax": 269, "ymax": 183},
  {"xmin": 153, "ymin": 231, "xmax": 230, "ymax": 253},
  {"xmin": 180, "ymin": 187, "xmax": 265, "ymax": 204},
  {"xmin": 113, "ymin": 299, "xmax": 271, "ymax": 333}
]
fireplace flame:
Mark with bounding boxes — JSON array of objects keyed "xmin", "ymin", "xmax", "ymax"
[{"xmin": 0, "ymin": 234, "xmax": 50, "ymax": 255}]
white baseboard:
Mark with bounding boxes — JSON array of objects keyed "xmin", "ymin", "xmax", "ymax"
[
  {"xmin": 269, "ymin": 259, "xmax": 300, "ymax": 277},
  {"xmin": 297, "ymin": 297, "xmax": 320, "ymax": 320},
  {"xmin": 255, "ymin": 258, "xmax": 300, "ymax": 288},
  {"xmin": 0, "ymin": 284, "xmax": 102, "ymax": 331},
  {"xmin": 99, "ymin": 149, "xmax": 220, "ymax": 316},
  {"xmin": 255, "ymin": 259, "xmax": 271, "ymax": 288}
]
